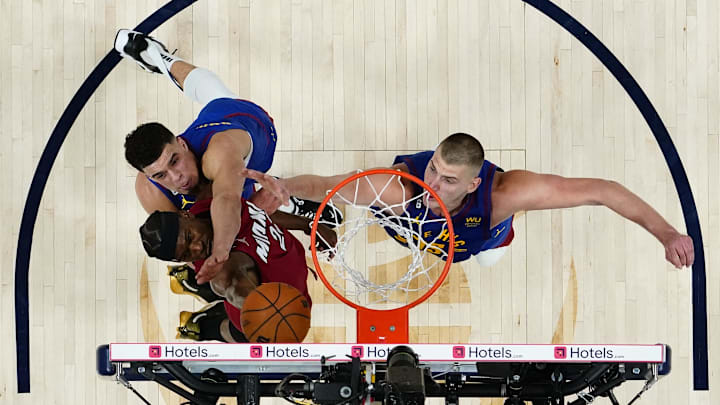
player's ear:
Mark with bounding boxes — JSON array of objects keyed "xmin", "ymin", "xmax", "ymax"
[{"xmin": 467, "ymin": 176, "xmax": 481, "ymax": 193}]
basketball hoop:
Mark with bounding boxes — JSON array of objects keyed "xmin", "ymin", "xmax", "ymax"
[{"xmin": 310, "ymin": 169, "xmax": 454, "ymax": 343}]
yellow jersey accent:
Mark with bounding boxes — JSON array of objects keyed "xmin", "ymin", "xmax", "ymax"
[
  {"xmin": 180, "ymin": 195, "xmax": 196, "ymax": 210},
  {"xmin": 493, "ymin": 226, "xmax": 506, "ymax": 238},
  {"xmin": 194, "ymin": 121, "xmax": 232, "ymax": 130}
]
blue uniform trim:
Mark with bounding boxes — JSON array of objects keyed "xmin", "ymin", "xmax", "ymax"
[
  {"xmin": 14, "ymin": 0, "xmax": 197, "ymax": 393},
  {"xmin": 524, "ymin": 0, "xmax": 707, "ymax": 390}
]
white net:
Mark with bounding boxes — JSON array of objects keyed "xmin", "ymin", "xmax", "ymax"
[{"xmin": 312, "ymin": 171, "xmax": 453, "ymax": 311}]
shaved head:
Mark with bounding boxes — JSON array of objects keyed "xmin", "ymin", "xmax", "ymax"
[{"xmin": 437, "ymin": 133, "xmax": 485, "ymax": 173}]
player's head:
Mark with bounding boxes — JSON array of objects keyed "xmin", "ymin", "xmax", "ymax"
[
  {"xmin": 425, "ymin": 133, "xmax": 485, "ymax": 213},
  {"xmin": 139, "ymin": 210, "xmax": 213, "ymax": 262},
  {"xmin": 125, "ymin": 122, "xmax": 201, "ymax": 194}
]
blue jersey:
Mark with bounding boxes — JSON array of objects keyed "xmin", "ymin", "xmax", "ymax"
[
  {"xmin": 149, "ymin": 98, "xmax": 278, "ymax": 210},
  {"xmin": 381, "ymin": 151, "xmax": 514, "ymax": 263}
]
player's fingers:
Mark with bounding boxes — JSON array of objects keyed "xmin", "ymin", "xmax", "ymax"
[
  {"xmin": 249, "ymin": 169, "xmax": 274, "ymax": 186},
  {"xmin": 676, "ymin": 246, "xmax": 688, "ymax": 268},
  {"xmin": 242, "ymin": 168, "xmax": 264, "ymax": 181},
  {"xmin": 196, "ymin": 268, "xmax": 208, "ymax": 284},
  {"xmin": 197, "ymin": 268, "xmax": 217, "ymax": 284},
  {"xmin": 323, "ymin": 228, "xmax": 337, "ymax": 247},
  {"xmin": 685, "ymin": 239, "xmax": 695, "ymax": 266},
  {"xmin": 266, "ymin": 179, "xmax": 290, "ymax": 204},
  {"xmin": 197, "ymin": 259, "xmax": 220, "ymax": 283},
  {"xmin": 268, "ymin": 201, "xmax": 281, "ymax": 215},
  {"xmin": 666, "ymin": 249, "xmax": 680, "ymax": 269},
  {"xmin": 251, "ymin": 191, "xmax": 278, "ymax": 213},
  {"xmin": 245, "ymin": 170, "xmax": 288, "ymax": 201}
]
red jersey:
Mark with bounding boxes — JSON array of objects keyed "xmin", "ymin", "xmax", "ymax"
[{"xmin": 190, "ymin": 199, "xmax": 312, "ymax": 333}]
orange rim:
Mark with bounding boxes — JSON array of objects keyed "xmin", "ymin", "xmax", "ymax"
[{"xmin": 310, "ymin": 168, "xmax": 455, "ymax": 312}]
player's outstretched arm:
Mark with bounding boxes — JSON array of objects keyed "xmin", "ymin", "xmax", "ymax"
[
  {"xmin": 270, "ymin": 210, "xmax": 338, "ymax": 253},
  {"xmin": 197, "ymin": 132, "xmax": 288, "ymax": 284},
  {"xmin": 278, "ymin": 168, "xmax": 410, "ymax": 210},
  {"xmin": 492, "ymin": 170, "xmax": 694, "ymax": 269}
]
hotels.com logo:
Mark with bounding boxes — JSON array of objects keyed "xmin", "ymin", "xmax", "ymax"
[
  {"xmin": 554, "ymin": 346, "xmax": 567, "ymax": 359},
  {"xmin": 351, "ymin": 346, "xmax": 363, "ymax": 358},
  {"xmin": 250, "ymin": 346, "xmax": 263, "ymax": 358},
  {"xmin": 149, "ymin": 346, "xmax": 161, "ymax": 358},
  {"xmin": 452, "ymin": 346, "xmax": 465, "ymax": 359}
]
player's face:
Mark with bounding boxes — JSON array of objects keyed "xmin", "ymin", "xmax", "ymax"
[
  {"xmin": 142, "ymin": 138, "xmax": 200, "ymax": 194},
  {"xmin": 174, "ymin": 216, "xmax": 213, "ymax": 262},
  {"xmin": 423, "ymin": 153, "xmax": 481, "ymax": 214}
]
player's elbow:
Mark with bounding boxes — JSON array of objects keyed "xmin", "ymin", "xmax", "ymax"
[{"xmin": 588, "ymin": 179, "xmax": 622, "ymax": 206}]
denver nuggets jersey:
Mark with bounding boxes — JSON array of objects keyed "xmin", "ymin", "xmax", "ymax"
[
  {"xmin": 382, "ymin": 151, "xmax": 514, "ymax": 263},
  {"xmin": 189, "ymin": 198, "xmax": 311, "ymax": 333},
  {"xmin": 151, "ymin": 98, "xmax": 278, "ymax": 210}
]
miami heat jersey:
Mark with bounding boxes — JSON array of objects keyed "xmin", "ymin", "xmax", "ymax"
[
  {"xmin": 151, "ymin": 98, "xmax": 278, "ymax": 210},
  {"xmin": 381, "ymin": 151, "xmax": 514, "ymax": 263},
  {"xmin": 189, "ymin": 198, "xmax": 311, "ymax": 333}
]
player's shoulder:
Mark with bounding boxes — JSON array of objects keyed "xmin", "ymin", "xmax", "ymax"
[
  {"xmin": 391, "ymin": 162, "xmax": 409, "ymax": 172},
  {"xmin": 392, "ymin": 150, "xmax": 433, "ymax": 179},
  {"xmin": 491, "ymin": 169, "xmax": 532, "ymax": 190},
  {"xmin": 392, "ymin": 150, "xmax": 433, "ymax": 166}
]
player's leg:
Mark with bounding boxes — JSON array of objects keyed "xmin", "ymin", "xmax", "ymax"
[
  {"xmin": 114, "ymin": 29, "xmax": 236, "ymax": 106},
  {"xmin": 220, "ymin": 319, "xmax": 249, "ymax": 343},
  {"xmin": 175, "ymin": 301, "xmax": 249, "ymax": 342},
  {"xmin": 167, "ymin": 264, "xmax": 224, "ymax": 303},
  {"xmin": 176, "ymin": 301, "xmax": 228, "ymax": 341},
  {"xmin": 257, "ymin": 182, "xmax": 345, "ymax": 225}
]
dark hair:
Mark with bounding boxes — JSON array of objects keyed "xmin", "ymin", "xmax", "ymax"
[
  {"xmin": 124, "ymin": 122, "xmax": 176, "ymax": 171},
  {"xmin": 139, "ymin": 211, "xmax": 180, "ymax": 261},
  {"xmin": 437, "ymin": 133, "xmax": 485, "ymax": 172}
]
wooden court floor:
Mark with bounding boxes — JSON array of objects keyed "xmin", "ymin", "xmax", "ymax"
[{"xmin": 1, "ymin": 1, "xmax": 718, "ymax": 404}]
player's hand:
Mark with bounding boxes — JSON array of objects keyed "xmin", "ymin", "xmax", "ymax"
[
  {"xmin": 663, "ymin": 232, "xmax": 694, "ymax": 269},
  {"xmin": 312, "ymin": 223, "xmax": 338, "ymax": 258},
  {"xmin": 244, "ymin": 168, "xmax": 290, "ymax": 214},
  {"xmin": 196, "ymin": 250, "xmax": 230, "ymax": 284}
]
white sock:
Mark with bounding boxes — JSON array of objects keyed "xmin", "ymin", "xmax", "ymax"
[
  {"xmin": 142, "ymin": 46, "xmax": 184, "ymax": 89},
  {"xmin": 141, "ymin": 49, "xmax": 182, "ymax": 69}
]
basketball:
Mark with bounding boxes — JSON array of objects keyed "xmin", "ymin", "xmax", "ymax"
[{"xmin": 240, "ymin": 282, "xmax": 311, "ymax": 343}]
